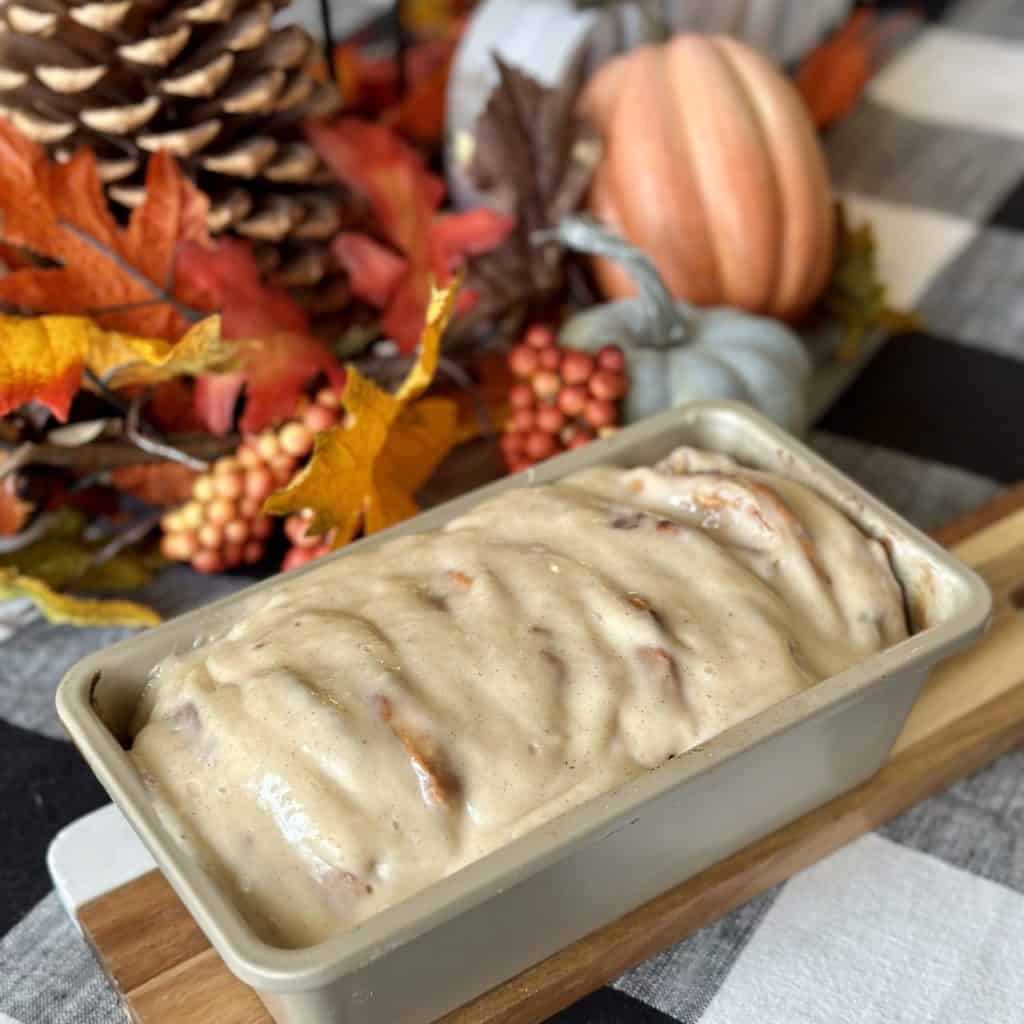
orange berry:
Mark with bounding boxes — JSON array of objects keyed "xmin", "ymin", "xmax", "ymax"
[
  {"xmin": 508, "ymin": 383, "xmax": 534, "ymax": 409},
  {"xmin": 192, "ymin": 475, "xmax": 215, "ymax": 503},
  {"xmin": 224, "ymin": 519, "xmax": 250, "ymax": 544},
  {"xmin": 537, "ymin": 346, "xmax": 561, "ymax": 371},
  {"xmin": 303, "ymin": 404, "xmax": 337, "ymax": 432},
  {"xmin": 561, "ymin": 350, "xmax": 595, "ymax": 384},
  {"xmin": 316, "ymin": 387, "xmax": 343, "ymax": 409},
  {"xmin": 251, "ymin": 515, "xmax": 275, "ymax": 540},
  {"xmin": 179, "ymin": 501, "xmax": 204, "ymax": 530},
  {"xmin": 279, "ymin": 421, "xmax": 315, "ymax": 457},
  {"xmin": 569, "ymin": 432, "xmax": 594, "ymax": 450},
  {"xmin": 596, "ymin": 345, "xmax": 626, "ymax": 372},
  {"xmin": 213, "ymin": 456, "xmax": 239, "ymax": 476},
  {"xmin": 532, "ymin": 370, "xmax": 561, "ymax": 400},
  {"xmin": 525, "ymin": 325, "xmax": 555, "ymax": 349},
  {"xmin": 239, "ymin": 496, "xmax": 261, "ymax": 519},
  {"xmin": 191, "ymin": 549, "xmax": 223, "ymax": 574},
  {"xmin": 270, "ymin": 453, "xmax": 296, "ymax": 482},
  {"xmin": 206, "ymin": 497, "xmax": 236, "ymax": 525},
  {"xmin": 535, "ymin": 405, "xmax": 566, "ymax": 433},
  {"xmin": 508, "ymin": 344, "xmax": 539, "ymax": 378},
  {"xmin": 282, "ymin": 546, "xmax": 314, "ymax": 572},
  {"xmin": 524, "ymin": 430, "xmax": 558, "ymax": 462},
  {"xmin": 588, "ymin": 370, "xmax": 627, "ymax": 401},
  {"xmin": 197, "ymin": 523, "xmax": 223, "ymax": 550},
  {"xmin": 285, "ymin": 513, "xmax": 320, "ymax": 549},
  {"xmin": 236, "ymin": 444, "xmax": 262, "ymax": 469},
  {"xmin": 160, "ymin": 510, "xmax": 184, "ymax": 533},
  {"xmin": 500, "ymin": 431, "xmax": 525, "ymax": 458},
  {"xmin": 161, "ymin": 530, "xmax": 197, "ymax": 561},
  {"xmin": 584, "ymin": 398, "xmax": 617, "ymax": 429},
  {"xmin": 223, "ymin": 541, "xmax": 245, "ymax": 568},
  {"xmin": 511, "ymin": 407, "xmax": 535, "ymax": 432},
  {"xmin": 243, "ymin": 540, "xmax": 264, "ymax": 564},
  {"xmin": 255, "ymin": 430, "xmax": 280, "ymax": 461},
  {"xmin": 556, "ymin": 384, "xmax": 588, "ymax": 417},
  {"xmin": 244, "ymin": 465, "xmax": 275, "ymax": 501},
  {"xmin": 213, "ymin": 469, "xmax": 244, "ymax": 500}
]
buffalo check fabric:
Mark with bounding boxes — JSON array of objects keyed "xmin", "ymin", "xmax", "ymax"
[{"xmin": 2, "ymin": 1, "xmax": 1024, "ymax": 1021}]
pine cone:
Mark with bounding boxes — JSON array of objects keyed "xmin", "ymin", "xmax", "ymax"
[{"xmin": 0, "ymin": 0, "xmax": 355, "ymax": 313}]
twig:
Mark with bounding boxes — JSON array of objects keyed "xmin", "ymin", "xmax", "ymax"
[
  {"xmin": 63, "ymin": 510, "xmax": 163, "ymax": 589},
  {"xmin": 57, "ymin": 220, "xmax": 206, "ymax": 324},
  {"xmin": 0, "ymin": 434, "xmax": 237, "ymax": 472},
  {"xmin": 124, "ymin": 392, "xmax": 210, "ymax": 472},
  {"xmin": 319, "ymin": 0, "xmax": 338, "ymax": 84},
  {"xmin": 0, "ymin": 441, "xmax": 36, "ymax": 481},
  {"xmin": 0, "ymin": 509, "xmax": 58, "ymax": 554}
]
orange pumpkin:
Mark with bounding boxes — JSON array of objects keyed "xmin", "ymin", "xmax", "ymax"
[{"xmin": 580, "ymin": 34, "xmax": 835, "ymax": 320}]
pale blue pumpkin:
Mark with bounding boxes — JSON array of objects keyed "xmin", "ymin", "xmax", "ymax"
[{"xmin": 543, "ymin": 216, "xmax": 812, "ymax": 432}]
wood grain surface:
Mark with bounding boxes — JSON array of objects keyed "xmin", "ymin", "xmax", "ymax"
[{"xmin": 78, "ymin": 483, "xmax": 1024, "ymax": 1024}]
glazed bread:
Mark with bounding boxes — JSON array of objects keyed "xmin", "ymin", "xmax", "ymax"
[{"xmin": 130, "ymin": 447, "xmax": 908, "ymax": 947}]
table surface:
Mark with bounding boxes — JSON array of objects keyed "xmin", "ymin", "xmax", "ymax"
[{"xmin": 2, "ymin": 1, "xmax": 1024, "ymax": 1023}]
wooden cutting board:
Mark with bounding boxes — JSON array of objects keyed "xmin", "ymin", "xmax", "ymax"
[{"xmin": 78, "ymin": 483, "xmax": 1024, "ymax": 1024}]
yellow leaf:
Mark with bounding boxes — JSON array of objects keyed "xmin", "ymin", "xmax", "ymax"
[
  {"xmin": 0, "ymin": 313, "xmax": 230, "ymax": 421},
  {"xmin": 0, "ymin": 567, "xmax": 160, "ymax": 628},
  {"xmin": 264, "ymin": 277, "xmax": 462, "ymax": 545},
  {"xmin": 95, "ymin": 316, "xmax": 232, "ymax": 388}
]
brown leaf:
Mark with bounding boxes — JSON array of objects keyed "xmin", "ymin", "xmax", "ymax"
[
  {"xmin": 111, "ymin": 463, "xmax": 199, "ymax": 507},
  {"xmin": 461, "ymin": 56, "xmax": 600, "ymax": 319}
]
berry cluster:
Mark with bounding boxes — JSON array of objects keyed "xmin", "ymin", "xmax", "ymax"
[
  {"xmin": 500, "ymin": 325, "xmax": 627, "ymax": 473},
  {"xmin": 160, "ymin": 388, "xmax": 344, "ymax": 574}
]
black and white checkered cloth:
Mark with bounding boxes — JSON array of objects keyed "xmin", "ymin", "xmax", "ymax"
[{"xmin": 2, "ymin": 1, "xmax": 1023, "ymax": 1021}]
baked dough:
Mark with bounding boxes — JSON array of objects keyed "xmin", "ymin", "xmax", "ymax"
[{"xmin": 131, "ymin": 447, "xmax": 907, "ymax": 947}]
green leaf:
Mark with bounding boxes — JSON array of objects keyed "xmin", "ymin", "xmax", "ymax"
[{"xmin": 825, "ymin": 203, "xmax": 923, "ymax": 362}]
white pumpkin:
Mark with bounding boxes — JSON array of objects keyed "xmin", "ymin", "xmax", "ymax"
[{"xmin": 549, "ymin": 217, "xmax": 812, "ymax": 432}]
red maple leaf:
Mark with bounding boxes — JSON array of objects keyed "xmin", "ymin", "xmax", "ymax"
[{"xmin": 177, "ymin": 239, "xmax": 344, "ymax": 435}]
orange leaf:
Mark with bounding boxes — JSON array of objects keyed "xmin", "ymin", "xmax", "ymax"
[
  {"xmin": 264, "ymin": 277, "xmax": 462, "ymax": 544},
  {"xmin": 0, "ymin": 121, "xmax": 208, "ymax": 339},
  {"xmin": 796, "ymin": 10, "xmax": 917, "ymax": 129},
  {"xmin": 382, "ymin": 34, "xmax": 459, "ymax": 142},
  {"xmin": 177, "ymin": 240, "xmax": 344, "ymax": 434},
  {"xmin": 330, "ymin": 232, "xmax": 408, "ymax": 306}
]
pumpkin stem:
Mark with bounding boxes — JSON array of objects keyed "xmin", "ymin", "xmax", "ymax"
[{"xmin": 533, "ymin": 216, "xmax": 693, "ymax": 347}]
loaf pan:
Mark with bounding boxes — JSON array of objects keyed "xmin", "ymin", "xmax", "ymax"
[{"xmin": 56, "ymin": 401, "xmax": 991, "ymax": 1024}]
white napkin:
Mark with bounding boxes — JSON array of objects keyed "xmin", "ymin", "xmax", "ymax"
[{"xmin": 701, "ymin": 833, "xmax": 1024, "ymax": 1024}]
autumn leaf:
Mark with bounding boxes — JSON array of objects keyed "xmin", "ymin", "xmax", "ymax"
[
  {"xmin": 0, "ymin": 568, "xmax": 159, "ymax": 628},
  {"xmin": 264, "ymin": 276, "xmax": 462, "ymax": 544},
  {"xmin": 0, "ymin": 120, "xmax": 208, "ymax": 339},
  {"xmin": 0, "ymin": 507, "xmax": 162, "ymax": 593},
  {"xmin": 796, "ymin": 9, "xmax": 919, "ymax": 129},
  {"xmin": 0, "ymin": 314, "xmax": 229, "ymax": 420},
  {"xmin": 462, "ymin": 55, "xmax": 600, "ymax": 321},
  {"xmin": 177, "ymin": 239, "xmax": 344, "ymax": 434},
  {"xmin": 308, "ymin": 118, "xmax": 512, "ymax": 351},
  {"xmin": 331, "ymin": 232, "xmax": 408, "ymax": 307},
  {"xmin": 825, "ymin": 204, "xmax": 923, "ymax": 362}
]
